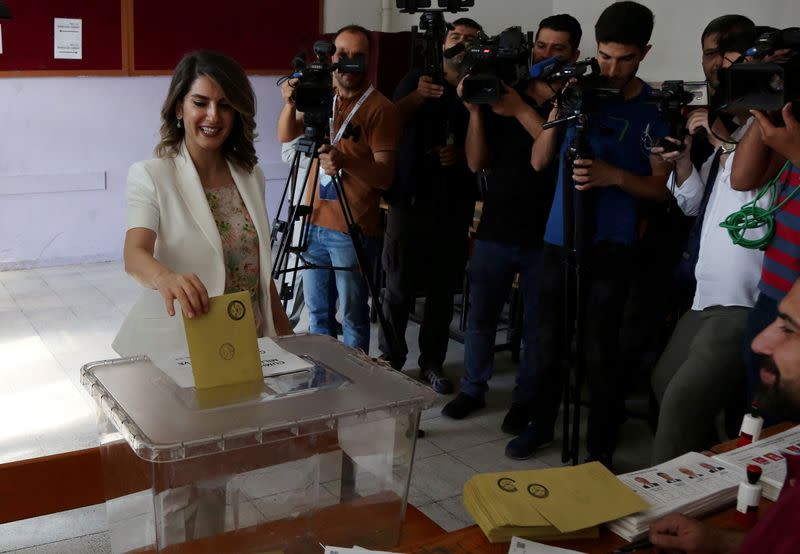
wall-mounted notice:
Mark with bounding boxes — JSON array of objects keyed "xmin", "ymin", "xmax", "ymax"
[{"xmin": 54, "ymin": 18, "xmax": 82, "ymax": 59}]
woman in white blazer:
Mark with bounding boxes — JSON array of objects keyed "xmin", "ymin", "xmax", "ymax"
[{"xmin": 113, "ymin": 51, "xmax": 292, "ymax": 357}]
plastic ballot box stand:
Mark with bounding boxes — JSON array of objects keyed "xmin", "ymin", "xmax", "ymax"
[{"xmin": 81, "ymin": 334, "xmax": 437, "ymax": 554}]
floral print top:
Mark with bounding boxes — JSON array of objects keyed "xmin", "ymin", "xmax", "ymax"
[{"xmin": 205, "ymin": 182, "xmax": 264, "ymax": 335}]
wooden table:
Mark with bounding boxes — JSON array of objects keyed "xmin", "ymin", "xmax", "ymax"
[
  {"xmin": 0, "ymin": 444, "xmax": 447, "ymax": 552},
  {"xmin": 396, "ymin": 424, "xmax": 797, "ymax": 554}
]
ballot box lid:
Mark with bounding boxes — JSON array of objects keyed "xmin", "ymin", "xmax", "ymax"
[{"xmin": 81, "ymin": 334, "xmax": 436, "ymax": 462}]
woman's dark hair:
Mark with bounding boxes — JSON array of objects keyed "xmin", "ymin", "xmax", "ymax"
[{"xmin": 156, "ymin": 50, "xmax": 258, "ymax": 172}]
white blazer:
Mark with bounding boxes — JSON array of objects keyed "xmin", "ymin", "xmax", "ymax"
[{"xmin": 112, "ymin": 142, "xmax": 277, "ymax": 357}]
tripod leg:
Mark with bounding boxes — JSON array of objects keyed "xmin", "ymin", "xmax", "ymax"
[
  {"xmin": 330, "ymin": 174, "xmax": 403, "ymax": 366},
  {"xmin": 560, "ymin": 158, "xmax": 577, "ymax": 465},
  {"xmin": 570, "ymin": 181, "xmax": 590, "ymax": 466}
]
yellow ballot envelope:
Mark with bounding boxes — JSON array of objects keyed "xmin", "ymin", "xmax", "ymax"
[
  {"xmin": 463, "ymin": 462, "xmax": 649, "ymax": 543},
  {"xmin": 183, "ymin": 291, "xmax": 263, "ymax": 390}
]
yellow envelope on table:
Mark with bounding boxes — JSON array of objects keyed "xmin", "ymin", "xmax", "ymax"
[{"xmin": 183, "ymin": 291, "xmax": 262, "ymax": 390}]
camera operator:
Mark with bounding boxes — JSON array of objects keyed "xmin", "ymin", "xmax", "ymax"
[
  {"xmin": 376, "ymin": 18, "xmax": 482, "ymax": 392},
  {"xmin": 441, "ymin": 15, "xmax": 582, "ymax": 434},
  {"xmin": 508, "ymin": 1, "xmax": 670, "ymax": 467},
  {"xmin": 649, "ymin": 29, "xmax": 769, "ymax": 464},
  {"xmin": 277, "ymin": 25, "xmax": 401, "ymax": 353},
  {"xmin": 680, "ymin": 16, "xmax": 756, "ymax": 184},
  {"xmin": 730, "ymin": 41, "xmax": 800, "ymax": 416}
]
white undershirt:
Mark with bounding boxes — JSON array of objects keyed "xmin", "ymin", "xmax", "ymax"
[{"xmin": 669, "ymin": 118, "xmax": 766, "ymax": 310}]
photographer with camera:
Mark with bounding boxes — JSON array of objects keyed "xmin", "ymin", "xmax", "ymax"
[
  {"xmin": 441, "ymin": 15, "xmax": 582, "ymax": 432},
  {"xmin": 649, "ymin": 29, "xmax": 769, "ymax": 464},
  {"xmin": 277, "ymin": 25, "xmax": 401, "ymax": 353},
  {"xmin": 508, "ymin": 2, "xmax": 671, "ymax": 466},
  {"xmin": 376, "ymin": 17, "xmax": 481, "ymax": 392},
  {"xmin": 729, "ymin": 34, "xmax": 800, "ymax": 417}
]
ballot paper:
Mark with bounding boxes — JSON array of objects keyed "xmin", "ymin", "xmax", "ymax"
[
  {"xmin": 508, "ymin": 536, "xmax": 586, "ymax": 554},
  {"xmin": 150, "ymin": 336, "xmax": 314, "ymax": 389},
  {"xmin": 608, "ymin": 451, "xmax": 743, "ymax": 541},
  {"xmin": 182, "ymin": 291, "xmax": 262, "ymax": 389}
]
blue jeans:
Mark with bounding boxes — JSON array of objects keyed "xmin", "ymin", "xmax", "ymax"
[
  {"xmin": 302, "ymin": 224, "xmax": 377, "ymax": 352},
  {"xmin": 461, "ymin": 239, "xmax": 542, "ymax": 404}
]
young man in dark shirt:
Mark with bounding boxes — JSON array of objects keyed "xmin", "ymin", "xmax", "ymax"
[
  {"xmin": 508, "ymin": 1, "xmax": 671, "ymax": 467},
  {"xmin": 441, "ymin": 15, "xmax": 582, "ymax": 434},
  {"xmin": 377, "ymin": 17, "xmax": 482, "ymax": 393}
]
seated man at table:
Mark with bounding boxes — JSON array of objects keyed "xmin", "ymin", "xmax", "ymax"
[{"xmin": 649, "ymin": 279, "xmax": 800, "ymax": 553}]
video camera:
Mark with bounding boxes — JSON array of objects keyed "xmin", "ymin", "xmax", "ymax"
[
  {"xmin": 545, "ymin": 58, "xmax": 622, "ymax": 123},
  {"xmin": 289, "ymin": 40, "xmax": 365, "ymax": 130},
  {"xmin": 647, "ymin": 80, "xmax": 709, "ymax": 152},
  {"xmin": 459, "ymin": 27, "xmax": 533, "ymax": 104},
  {"xmin": 714, "ymin": 27, "xmax": 800, "ymax": 121},
  {"xmin": 397, "ymin": 0, "xmax": 474, "ymax": 84}
]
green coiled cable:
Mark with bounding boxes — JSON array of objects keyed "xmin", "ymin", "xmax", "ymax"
[{"xmin": 719, "ymin": 160, "xmax": 795, "ymax": 250}]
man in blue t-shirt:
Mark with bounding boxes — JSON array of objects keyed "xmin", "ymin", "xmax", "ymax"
[{"xmin": 506, "ymin": 1, "xmax": 671, "ymax": 468}]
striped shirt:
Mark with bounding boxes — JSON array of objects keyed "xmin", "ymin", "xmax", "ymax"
[{"xmin": 759, "ymin": 163, "xmax": 800, "ymax": 301}]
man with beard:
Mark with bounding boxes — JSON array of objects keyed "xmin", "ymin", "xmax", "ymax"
[
  {"xmin": 649, "ymin": 279, "xmax": 800, "ymax": 553},
  {"xmin": 377, "ymin": 17, "xmax": 482, "ymax": 393},
  {"xmin": 278, "ymin": 25, "xmax": 401, "ymax": 353},
  {"xmin": 441, "ymin": 15, "xmax": 582, "ymax": 433}
]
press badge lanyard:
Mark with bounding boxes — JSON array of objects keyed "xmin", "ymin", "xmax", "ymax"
[
  {"xmin": 329, "ymin": 84, "xmax": 374, "ymax": 147},
  {"xmin": 319, "ymin": 85, "xmax": 374, "ymax": 190}
]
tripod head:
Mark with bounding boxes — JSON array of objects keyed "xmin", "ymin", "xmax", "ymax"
[
  {"xmin": 399, "ymin": 1, "xmax": 474, "ymax": 85},
  {"xmin": 542, "ymin": 107, "xmax": 594, "ymax": 162}
]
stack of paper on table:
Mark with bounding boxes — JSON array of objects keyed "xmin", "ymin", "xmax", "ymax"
[
  {"xmin": 463, "ymin": 462, "xmax": 649, "ymax": 543},
  {"xmin": 713, "ymin": 424, "xmax": 800, "ymax": 501},
  {"xmin": 608, "ymin": 451, "xmax": 744, "ymax": 541}
]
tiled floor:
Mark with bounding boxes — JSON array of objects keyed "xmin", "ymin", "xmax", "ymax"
[{"xmin": 0, "ymin": 262, "xmax": 654, "ymax": 552}]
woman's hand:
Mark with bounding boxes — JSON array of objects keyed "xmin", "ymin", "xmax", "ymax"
[{"xmin": 153, "ymin": 271, "xmax": 210, "ymax": 319}]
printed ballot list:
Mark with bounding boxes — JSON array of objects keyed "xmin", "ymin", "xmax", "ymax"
[
  {"xmin": 715, "ymin": 425, "xmax": 800, "ymax": 501},
  {"xmin": 608, "ymin": 451, "xmax": 743, "ymax": 541},
  {"xmin": 151, "ymin": 336, "xmax": 314, "ymax": 389}
]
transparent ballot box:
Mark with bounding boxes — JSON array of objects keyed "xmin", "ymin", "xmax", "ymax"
[{"xmin": 81, "ymin": 334, "xmax": 437, "ymax": 553}]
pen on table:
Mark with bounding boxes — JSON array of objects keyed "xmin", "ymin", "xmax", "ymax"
[{"xmin": 611, "ymin": 538, "xmax": 653, "ymax": 553}]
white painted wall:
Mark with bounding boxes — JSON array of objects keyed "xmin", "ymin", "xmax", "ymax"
[
  {"xmin": 0, "ymin": 76, "xmax": 290, "ymax": 270},
  {"xmin": 327, "ymin": 0, "xmax": 800, "ymax": 79},
  {"xmin": 1, "ymin": 0, "xmax": 797, "ymax": 269},
  {"xmin": 554, "ymin": 0, "xmax": 800, "ymax": 81}
]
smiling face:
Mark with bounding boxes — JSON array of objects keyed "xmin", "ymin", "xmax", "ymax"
[
  {"xmin": 176, "ymin": 75, "xmax": 235, "ymax": 159},
  {"xmin": 751, "ymin": 281, "xmax": 800, "ymax": 420}
]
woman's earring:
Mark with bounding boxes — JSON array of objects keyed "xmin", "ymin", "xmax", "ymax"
[{"xmin": 177, "ymin": 119, "xmax": 182, "ymax": 129}]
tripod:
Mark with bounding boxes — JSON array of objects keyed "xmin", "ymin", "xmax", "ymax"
[
  {"xmin": 271, "ymin": 124, "xmax": 404, "ymax": 368},
  {"xmin": 542, "ymin": 111, "xmax": 594, "ymax": 466}
]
